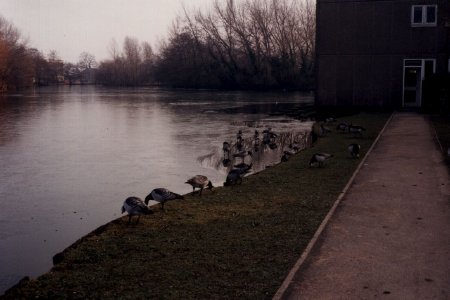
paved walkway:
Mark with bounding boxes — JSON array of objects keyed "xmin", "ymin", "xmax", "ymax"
[{"xmin": 277, "ymin": 112, "xmax": 450, "ymax": 299}]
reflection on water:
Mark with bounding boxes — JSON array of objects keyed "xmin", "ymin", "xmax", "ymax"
[
  {"xmin": 0, "ymin": 86, "xmax": 313, "ymax": 293},
  {"xmin": 198, "ymin": 128, "xmax": 311, "ymax": 180}
]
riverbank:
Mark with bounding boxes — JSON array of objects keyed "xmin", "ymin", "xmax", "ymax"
[{"xmin": 2, "ymin": 112, "xmax": 391, "ymax": 299}]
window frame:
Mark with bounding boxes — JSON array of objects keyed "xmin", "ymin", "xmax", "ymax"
[{"xmin": 411, "ymin": 5, "xmax": 437, "ymax": 27}]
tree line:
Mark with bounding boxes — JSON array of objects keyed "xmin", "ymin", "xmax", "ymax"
[
  {"xmin": 155, "ymin": 0, "xmax": 315, "ymax": 90},
  {"xmin": 1, "ymin": 0, "xmax": 315, "ymax": 92}
]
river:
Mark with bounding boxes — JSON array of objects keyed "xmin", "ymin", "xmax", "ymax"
[{"xmin": 0, "ymin": 86, "xmax": 314, "ymax": 293}]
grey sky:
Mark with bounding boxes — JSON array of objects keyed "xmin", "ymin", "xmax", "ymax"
[{"xmin": 0, "ymin": 0, "xmax": 215, "ymax": 63}]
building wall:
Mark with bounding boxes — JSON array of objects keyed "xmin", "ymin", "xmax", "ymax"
[{"xmin": 316, "ymin": 0, "xmax": 450, "ymax": 107}]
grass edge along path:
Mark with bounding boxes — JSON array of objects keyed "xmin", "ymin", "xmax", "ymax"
[{"xmin": 3, "ymin": 112, "xmax": 391, "ymax": 300}]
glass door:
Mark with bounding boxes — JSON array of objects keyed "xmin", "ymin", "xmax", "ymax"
[
  {"xmin": 403, "ymin": 65, "xmax": 422, "ymax": 107},
  {"xmin": 403, "ymin": 59, "xmax": 435, "ymax": 107}
]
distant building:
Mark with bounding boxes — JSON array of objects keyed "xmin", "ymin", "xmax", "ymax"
[{"xmin": 315, "ymin": 0, "xmax": 450, "ymax": 109}]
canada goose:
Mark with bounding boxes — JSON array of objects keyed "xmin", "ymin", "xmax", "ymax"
[
  {"xmin": 348, "ymin": 124, "xmax": 366, "ymax": 137},
  {"xmin": 121, "ymin": 196, "xmax": 153, "ymax": 224},
  {"xmin": 336, "ymin": 122, "xmax": 348, "ymax": 132},
  {"xmin": 320, "ymin": 123, "xmax": 332, "ymax": 136},
  {"xmin": 233, "ymin": 150, "xmax": 253, "ymax": 161},
  {"xmin": 145, "ymin": 188, "xmax": 184, "ymax": 211},
  {"xmin": 185, "ymin": 175, "xmax": 213, "ymax": 195},
  {"xmin": 309, "ymin": 152, "xmax": 333, "ymax": 167},
  {"xmin": 222, "ymin": 158, "xmax": 231, "ymax": 167},
  {"xmin": 223, "ymin": 142, "xmax": 231, "ymax": 158},
  {"xmin": 281, "ymin": 153, "xmax": 290, "ymax": 162},
  {"xmin": 325, "ymin": 117, "xmax": 336, "ymax": 124},
  {"xmin": 289, "ymin": 143, "xmax": 301, "ymax": 153},
  {"xmin": 233, "ymin": 162, "xmax": 252, "ymax": 174},
  {"xmin": 348, "ymin": 143, "xmax": 361, "ymax": 158},
  {"xmin": 236, "ymin": 130, "xmax": 243, "ymax": 143},
  {"xmin": 224, "ymin": 169, "xmax": 243, "ymax": 186}
]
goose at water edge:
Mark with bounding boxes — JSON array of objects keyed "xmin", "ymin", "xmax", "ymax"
[
  {"xmin": 145, "ymin": 188, "xmax": 184, "ymax": 211},
  {"xmin": 348, "ymin": 143, "xmax": 361, "ymax": 158},
  {"xmin": 224, "ymin": 169, "xmax": 244, "ymax": 186},
  {"xmin": 309, "ymin": 152, "xmax": 333, "ymax": 167},
  {"xmin": 223, "ymin": 141, "xmax": 231, "ymax": 159},
  {"xmin": 233, "ymin": 150, "xmax": 253, "ymax": 162},
  {"xmin": 121, "ymin": 196, "xmax": 154, "ymax": 225},
  {"xmin": 185, "ymin": 175, "xmax": 213, "ymax": 196}
]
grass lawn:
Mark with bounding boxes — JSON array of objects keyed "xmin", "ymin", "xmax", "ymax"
[{"xmin": 3, "ymin": 112, "xmax": 391, "ymax": 299}]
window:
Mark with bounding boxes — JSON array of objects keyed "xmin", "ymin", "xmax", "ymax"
[{"xmin": 411, "ymin": 5, "xmax": 437, "ymax": 27}]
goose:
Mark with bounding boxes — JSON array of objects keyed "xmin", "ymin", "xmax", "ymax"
[
  {"xmin": 348, "ymin": 143, "xmax": 361, "ymax": 158},
  {"xmin": 291, "ymin": 143, "xmax": 301, "ymax": 152},
  {"xmin": 145, "ymin": 188, "xmax": 184, "ymax": 211},
  {"xmin": 222, "ymin": 158, "xmax": 231, "ymax": 167},
  {"xmin": 185, "ymin": 175, "xmax": 213, "ymax": 195},
  {"xmin": 269, "ymin": 142, "xmax": 278, "ymax": 149},
  {"xmin": 263, "ymin": 133, "xmax": 271, "ymax": 144},
  {"xmin": 254, "ymin": 130, "xmax": 260, "ymax": 146},
  {"xmin": 348, "ymin": 124, "xmax": 366, "ymax": 137},
  {"xmin": 285, "ymin": 146, "xmax": 296, "ymax": 155},
  {"xmin": 224, "ymin": 169, "xmax": 243, "ymax": 186},
  {"xmin": 233, "ymin": 162, "xmax": 252, "ymax": 174},
  {"xmin": 223, "ymin": 142, "xmax": 231, "ymax": 158},
  {"xmin": 121, "ymin": 196, "xmax": 153, "ymax": 224},
  {"xmin": 309, "ymin": 152, "xmax": 333, "ymax": 167},
  {"xmin": 233, "ymin": 150, "xmax": 253, "ymax": 161},
  {"xmin": 320, "ymin": 123, "xmax": 332, "ymax": 136},
  {"xmin": 336, "ymin": 122, "xmax": 348, "ymax": 132},
  {"xmin": 281, "ymin": 153, "xmax": 290, "ymax": 162},
  {"xmin": 236, "ymin": 130, "xmax": 243, "ymax": 143},
  {"xmin": 325, "ymin": 117, "xmax": 337, "ymax": 124}
]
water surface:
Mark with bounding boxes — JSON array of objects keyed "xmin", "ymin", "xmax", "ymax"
[{"xmin": 0, "ymin": 86, "xmax": 313, "ymax": 293}]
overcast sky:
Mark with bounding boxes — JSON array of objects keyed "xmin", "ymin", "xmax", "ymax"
[{"xmin": 0, "ymin": 0, "xmax": 216, "ymax": 63}]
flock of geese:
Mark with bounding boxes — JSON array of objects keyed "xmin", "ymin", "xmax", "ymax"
[{"xmin": 121, "ymin": 119, "xmax": 366, "ymax": 224}]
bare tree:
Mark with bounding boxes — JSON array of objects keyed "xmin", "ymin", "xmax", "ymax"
[{"xmin": 78, "ymin": 52, "xmax": 97, "ymax": 70}]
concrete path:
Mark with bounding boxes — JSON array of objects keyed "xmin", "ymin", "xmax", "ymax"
[{"xmin": 277, "ymin": 112, "xmax": 450, "ymax": 299}]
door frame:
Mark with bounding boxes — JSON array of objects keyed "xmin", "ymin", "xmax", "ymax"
[{"xmin": 402, "ymin": 58, "xmax": 436, "ymax": 107}]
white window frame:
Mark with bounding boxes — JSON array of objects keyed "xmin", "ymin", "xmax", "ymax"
[{"xmin": 411, "ymin": 5, "xmax": 437, "ymax": 27}]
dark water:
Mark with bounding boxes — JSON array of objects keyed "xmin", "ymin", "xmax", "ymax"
[{"xmin": 0, "ymin": 86, "xmax": 314, "ymax": 293}]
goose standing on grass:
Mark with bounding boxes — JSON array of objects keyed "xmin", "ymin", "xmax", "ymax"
[
  {"xmin": 348, "ymin": 124, "xmax": 366, "ymax": 137},
  {"xmin": 145, "ymin": 188, "xmax": 184, "ymax": 211},
  {"xmin": 233, "ymin": 162, "xmax": 252, "ymax": 174},
  {"xmin": 281, "ymin": 152, "xmax": 290, "ymax": 162},
  {"xmin": 224, "ymin": 169, "xmax": 243, "ymax": 186},
  {"xmin": 309, "ymin": 152, "xmax": 333, "ymax": 167},
  {"xmin": 320, "ymin": 123, "xmax": 332, "ymax": 136},
  {"xmin": 348, "ymin": 143, "xmax": 361, "ymax": 158},
  {"xmin": 336, "ymin": 122, "xmax": 348, "ymax": 132},
  {"xmin": 121, "ymin": 196, "xmax": 153, "ymax": 225},
  {"xmin": 185, "ymin": 175, "xmax": 213, "ymax": 196}
]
